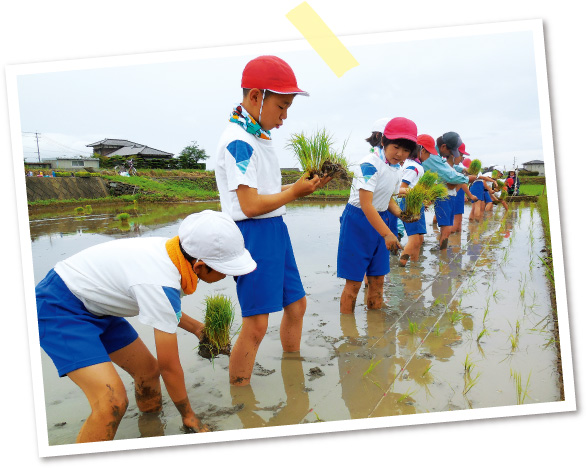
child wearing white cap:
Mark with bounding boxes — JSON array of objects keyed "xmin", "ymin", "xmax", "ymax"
[
  {"xmin": 214, "ymin": 55, "xmax": 331, "ymax": 387},
  {"xmin": 35, "ymin": 210, "xmax": 256, "ymax": 442}
]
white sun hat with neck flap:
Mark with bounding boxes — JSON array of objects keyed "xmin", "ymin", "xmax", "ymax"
[{"xmin": 178, "ymin": 210, "xmax": 257, "ymax": 276}]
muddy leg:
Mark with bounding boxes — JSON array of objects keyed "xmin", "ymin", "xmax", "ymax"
[
  {"xmin": 67, "ymin": 362, "xmax": 129, "ymax": 443},
  {"xmin": 366, "ymin": 275, "xmax": 385, "ymax": 309},
  {"xmin": 281, "ymin": 296, "xmax": 306, "ymax": 352},
  {"xmin": 229, "ymin": 314, "xmax": 269, "ymax": 386},
  {"xmin": 439, "ymin": 226, "xmax": 452, "ymax": 250},
  {"xmin": 340, "ymin": 279, "xmax": 362, "ymax": 314},
  {"xmin": 109, "ymin": 337, "xmax": 162, "ymax": 413}
]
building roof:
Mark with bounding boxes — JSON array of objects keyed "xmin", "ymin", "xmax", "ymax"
[
  {"xmin": 106, "ymin": 145, "xmax": 173, "ymax": 157},
  {"xmin": 86, "ymin": 138, "xmax": 141, "ymax": 148},
  {"xmin": 86, "ymin": 138, "xmax": 173, "ymax": 157},
  {"xmin": 523, "ymin": 160, "xmax": 544, "ymax": 165}
]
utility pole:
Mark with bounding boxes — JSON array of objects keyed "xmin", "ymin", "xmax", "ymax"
[{"xmin": 34, "ymin": 132, "xmax": 41, "ymax": 162}]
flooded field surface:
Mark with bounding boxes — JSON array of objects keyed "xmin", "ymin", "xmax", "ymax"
[{"xmin": 28, "ymin": 200, "xmax": 561, "ymax": 445}]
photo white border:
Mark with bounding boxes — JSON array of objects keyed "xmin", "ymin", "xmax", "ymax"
[{"xmin": 6, "ymin": 18, "xmax": 575, "ymax": 458}]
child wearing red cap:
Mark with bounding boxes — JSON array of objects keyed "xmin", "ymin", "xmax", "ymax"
[
  {"xmin": 396, "ymin": 134, "xmax": 433, "ymax": 266},
  {"xmin": 214, "ymin": 55, "xmax": 331, "ymax": 386},
  {"xmin": 337, "ymin": 117, "xmax": 416, "ymax": 314}
]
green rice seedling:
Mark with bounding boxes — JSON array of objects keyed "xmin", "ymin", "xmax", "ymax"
[
  {"xmin": 449, "ymin": 309, "xmax": 463, "ymax": 324},
  {"xmin": 467, "ymin": 159, "xmax": 482, "ymax": 176},
  {"xmin": 463, "ymin": 371, "xmax": 481, "ymax": 396},
  {"xmin": 424, "ymin": 184, "xmax": 449, "ymax": 206},
  {"xmin": 84, "ymin": 205, "xmax": 93, "ymax": 214},
  {"xmin": 509, "ymin": 320, "xmax": 521, "ymax": 352},
  {"xmin": 463, "ymin": 354, "xmax": 480, "ymax": 395},
  {"xmin": 418, "ymin": 171, "xmax": 439, "ymax": 189},
  {"xmin": 492, "ymin": 289, "xmax": 502, "ymax": 303},
  {"xmin": 363, "ymin": 358, "xmax": 381, "ymax": 377},
  {"xmin": 538, "ymin": 255, "xmax": 555, "ymax": 286},
  {"xmin": 434, "ymin": 322, "xmax": 441, "ymax": 336},
  {"xmin": 422, "ymin": 364, "xmax": 433, "ymax": 377},
  {"xmin": 400, "ymin": 184, "xmax": 428, "ymax": 222},
  {"xmin": 287, "ymin": 128, "xmax": 350, "ymax": 180},
  {"xmin": 198, "ymin": 294, "xmax": 236, "ymax": 360},
  {"xmin": 483, "ymin": 300, "xmax": 490, "ymax": 326},
  {"xmin": 511, "ymin": 370, "xmax": 531, "ymax": 404},
  {"xmin": 476, "ymin": 328, "xmax": 489, "ymax": 343},
  {"xmin": 116, "ymin": 212, "xmax": 130, "ymax": 222},
  {"xmin": 408, "ymin": 319, "xmax": 420, "ymax": 335},
  {"xmin": 75, "ymin": 206, "xmax": 84, "ymax": 214},
  {"xmin": 463, "ymin": 353, "xmax": 474, "ymax": 377},
  {"xmin": 397, "ymin": 388, "xmax": 416, "ymax": 403}
]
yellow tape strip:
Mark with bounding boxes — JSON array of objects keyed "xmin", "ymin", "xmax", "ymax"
[{"xmin": 286, "ymin": 2, "xmax": 359, "ymax": 78}]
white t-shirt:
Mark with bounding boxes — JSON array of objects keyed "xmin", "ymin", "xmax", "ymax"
[
  {"xmin": 54, "ymin": 237, "xmax": 183, "ymax": 333},
  {"xmin": 348, "ymin": 152, "xmax": 402, "ymax": 212},
  {"xmin": 214, "ymin": 123, "xmax": 285, "ymax": 221},
  {"xmin": 401, "ymin": 159, "xmax": 424, "ymax": 187}
]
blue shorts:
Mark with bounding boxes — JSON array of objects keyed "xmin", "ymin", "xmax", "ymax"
[
  {"xmin": 434, "ymin": 196, "xmax": 455, "ymax": 227},
  {"xmin": 470, "ymin": 180, "xmax": 485, "ymax": 202},
  {"xmin": 399, "ymin": 198, "xmax": 426, "ymax": 236},
  {"xmin": 337, "ymin": 204, "xmax": 391, "ymax": 282},
  {"xmin": 235, "ymin": 216, "xmax": 305, "ymax": 317},
  {"xmin": 387, "ymin": 210, "xmax": 399, "ymax": 237},
  {"xmin": 454, "ymin": 188, "xmax": 465, "ymax": 215},
  {"xmin": 484, "ymin": 190, "xmax": 492, "ymax": 204},
  {"xmin": 36, "ymin": 269, "xmax": 139, "ymax": 377}
]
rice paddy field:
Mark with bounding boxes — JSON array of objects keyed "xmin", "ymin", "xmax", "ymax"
[{"xmin": 27, "ymin": 199, "xmax": 563, "ymax": 445}]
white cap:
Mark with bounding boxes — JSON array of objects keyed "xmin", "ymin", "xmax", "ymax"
[
  {"xmin": 493, "ymin": 165, "xmax": 505, "ymax": 174},
  {"xmin": 178, "ymin": 210, "xmax": 256, "ymax": 276},
  {"xmin": 371, "ymin": 117, "xmax": 391, "ymax": 133}
]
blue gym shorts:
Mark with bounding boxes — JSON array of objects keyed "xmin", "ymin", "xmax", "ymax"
[
  {"xmin": 387, "ymin": 210, "xmax": 399, "ymax": 237},
  {"xmin": 399, "ymin": 198, "xmax": 426, "ymax": 236},
  {"xmin": 454, "ymin": 188, "xmax": 465, "ymax": 215},
  {"xmin": 36, "ymin": 269, "xmax": 139, "ymax": 377},
  {"xmin": 483, "ymin": 190, "xmax": 492, "ymax": 203},
  {"xmin": 470, "ymin": 180, "xmax": 485, "ymax": 202},
  {"xmin": 235, "ymin": 216, "xmax": 305, "ymax": 317},
  {"xmin": 434, "ymin": 195, "xmax": 455, "ymax": 227},
  {"xmin": 337, "ymin": 204, "xmax": 391, "ymax": 282}
]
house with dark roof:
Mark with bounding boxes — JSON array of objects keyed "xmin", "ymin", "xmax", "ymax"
[
  {"xmin": 522, "ymin": 160, "xmax": 544, "ymax": 176},
  {"xmin": 87, "ymin": 138, "xmax": 174, "ymax": 159}
]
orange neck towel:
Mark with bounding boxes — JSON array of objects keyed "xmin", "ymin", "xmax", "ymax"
[{"xmin": 166, "ymin": 236, "xmax": 198, "ymax": 295}]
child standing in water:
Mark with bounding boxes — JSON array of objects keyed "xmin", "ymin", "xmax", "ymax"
[
  {"xmin": 337, "ymin": 117, "xmax": 417, "ymax": 314},
  {"xmin": 214, "ymin": 55, "xmax": 331, "ymax": 386},
  {"xmin": 397, "ymin": 134, "xmax": 435, "ymax": 266}
]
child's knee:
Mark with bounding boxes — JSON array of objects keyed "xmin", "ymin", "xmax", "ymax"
[
  {"xmin": 94, "ymin": 384, "xmax": 129, "ymax": 422},
  {"xmin": 242, "ymin": 316, "xmax": 269, "ymax": 342}
]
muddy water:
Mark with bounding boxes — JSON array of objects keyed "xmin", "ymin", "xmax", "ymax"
[{"xmin": 29, "ymin": 200, "xmax": 560, "ymax": 445}]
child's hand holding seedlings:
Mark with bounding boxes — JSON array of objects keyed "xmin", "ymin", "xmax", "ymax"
[
  {"xmin": 316, "ymin": 173, "xmax": 334, "ymax": 189},
  {"xmin": 292, "ymin": 173, "xmax": 321, "ymax": 197}
]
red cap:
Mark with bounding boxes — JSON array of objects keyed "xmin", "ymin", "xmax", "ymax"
[
  {"xmin": 241, "ymin": 55, "xmax": 309, "ymax": 96},
  {"xmin": 462, "ymin": 157, "xmax": 471, "ymax": 168},
  {"xmin": 459, "ymin": 143, "xmax": 470, "ymax": 155},
  {"xmin": 416, "ymin": 134, "xmax": 438, "ymax": 155},
  {"xmin": 383, "ymin": 117, "xmax": 417, "ymax": 142}
]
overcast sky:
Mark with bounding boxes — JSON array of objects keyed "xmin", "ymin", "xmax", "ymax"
[{"xmin": 15, "ymin": 27, "xmax": 543, "ymax": 172}]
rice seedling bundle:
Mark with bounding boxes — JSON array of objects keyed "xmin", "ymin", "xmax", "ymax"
[
  {"xmin": 198, "ymin": 294, "xmax": 235, "ymax": 360},
  {"xmin": 287, "ymin": 128, "xmax": 351, "ymax": 180},
  {"xmin": 399, "ymin": 171, "xmax": 448, "ymax": 222},
  {"xmin": 467, "ymin": 159, "xmax": 482, "ymax": 176}
]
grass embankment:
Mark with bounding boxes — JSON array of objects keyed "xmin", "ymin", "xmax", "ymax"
[{"xmin": 535, "ymin": 187, "xmax": 563, "ymax": 400}]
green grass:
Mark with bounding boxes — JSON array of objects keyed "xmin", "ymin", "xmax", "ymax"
[
  {"xmin": 518, "ymin": 184, "xmax": 544, "ymax": 196},
  {"xmin": 102, "ymin": 174, "xmax": 218, "ymax": 200}
]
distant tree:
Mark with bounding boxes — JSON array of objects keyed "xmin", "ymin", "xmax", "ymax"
[{"xmin": 179, "ymin": 141, "xmax": 209, "ymax": 169}]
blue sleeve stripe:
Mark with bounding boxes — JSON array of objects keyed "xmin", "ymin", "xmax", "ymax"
[
  {"xmin": 162, "ymin": 286, "xmax": 182, "ymax": 322},
  {"xmin": 401, "ymin": 179, "xmax": 412, "ymax": 185}
]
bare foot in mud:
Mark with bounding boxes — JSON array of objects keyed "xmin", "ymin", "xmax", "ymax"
[{"xmin": 399, "ymin": 253, "xmax": 410, "ymax": 267}]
